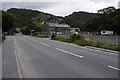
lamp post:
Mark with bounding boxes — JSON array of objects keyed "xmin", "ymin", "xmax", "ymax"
[{"xmin": 29, "ymin": 30, "xmax": 35, "ymax": 36}]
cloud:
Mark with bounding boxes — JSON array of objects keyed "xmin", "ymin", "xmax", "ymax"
[
  {"xmin": 38, "ymin": 1, "xmax": 119, "ymax": 16},
  {"xmin": 2, "ymin": 2, "xmax": 60, "ymax": 11},
  {"xmin": 118, "ymin": 1, "xmax": 120, "ymax": 9},
  {"xmin": 2, "ymin": 0, "xmax": 119, "ymax": 17}
]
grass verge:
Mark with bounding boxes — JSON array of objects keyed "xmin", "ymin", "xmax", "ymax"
[
  {"xmin": 32, "ymin": 34, "xmax": 50, "ymax": 38},
  {"xmin": 52, "ymin": 33, "xmax": 120, "ymax": 52}
]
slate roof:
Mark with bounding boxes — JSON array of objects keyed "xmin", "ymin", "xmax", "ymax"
[{"xmin": 46, "ymin": 22, "xmax": 70, "ymax": 28}]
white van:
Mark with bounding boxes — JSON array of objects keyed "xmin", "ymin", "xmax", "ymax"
[{"xmin": 101, "ymin": 30, "xmax": 113, "ymax": 35}]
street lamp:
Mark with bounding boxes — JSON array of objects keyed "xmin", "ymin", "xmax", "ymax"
[{"xmin": 29, "ymin": 30, "xmax": 35, "ymax": 36}]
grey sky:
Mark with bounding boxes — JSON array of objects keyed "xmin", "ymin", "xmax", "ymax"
[
  {"xmin": 118, "ymin": 1, "xmax": 120, "ymax": 9},
  {"xmin": 2, "ymin": 0, "xmax": 120, "ymax": 17}
]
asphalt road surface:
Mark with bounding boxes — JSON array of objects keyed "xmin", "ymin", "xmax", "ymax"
[{"xmin": 2, "ymin": 35, "xmax": 119, "ymax": 78}]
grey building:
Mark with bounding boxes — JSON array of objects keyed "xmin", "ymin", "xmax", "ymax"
[{"xmin": 42, "ymin": 22, "xmax": 71, "ymax": 35}]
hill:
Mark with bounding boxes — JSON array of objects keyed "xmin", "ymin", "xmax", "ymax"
[
  {"xmin": 63, "ymin": 11, "xmax": 99, "ymax": 29},
  {"xmin": 7, "ymin": 8, "xmax": 64, "ymax": 27},
  {"xmin": 84, "ymin": 8, "xmax": 120, "ymax": 34},
  {"xmin": 6, "ymin": 7, "xmax": 120, "ymax": 34}
]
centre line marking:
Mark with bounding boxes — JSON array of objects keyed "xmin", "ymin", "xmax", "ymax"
[
  {"xmin": 56, "ymin": 48, "xmax": 84, "ymax": 58},
  {"xmin": 108, "ymin": 65, "xmax": 120, "ymax": 71},
  {"xmin": 39, "ymin": 42, "xmax": 50, "ymax": 47}
]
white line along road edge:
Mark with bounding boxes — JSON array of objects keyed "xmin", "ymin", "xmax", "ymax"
[
  {"xmin": 108, "ymin": 65, "xmax": 120, "ymax": 71},
  {"xmin": 13, "ymin": 37, "xmax": 23, "ymax": 78},
  {"xmin": 85, "ymin": 46, "xmax": 118, "ymax": 55},
  {"xmin": 56, "ymin": 48, "xmax": 84, "ymax": 58}
]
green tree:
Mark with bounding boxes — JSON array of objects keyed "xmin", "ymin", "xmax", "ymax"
[
  {"xmin": 98, "ymin": 6, "xmax": 115, "ymax": 14},
  {"xmin": 112, "ymin": 15, "xmax": 120, "ymax": 34},
  {"xmin": 2, "ymin": 11, "xmax": 16, "ymax": 33},
  {"xmin": 0, "ymin": 11, "xmax": 2, "ymax": 34},
  {"xmin": 22, "ymin": 20, "xmax": 43, "ymax": 35}
]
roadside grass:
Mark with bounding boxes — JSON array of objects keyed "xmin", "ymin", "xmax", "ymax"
[
  {"xmin": 32, "ymin": 34, "xmax": 50, "ymax": 38},
  {"xmin": 52, "ymin": 33, "xmax": 120, "ymax": 52}
]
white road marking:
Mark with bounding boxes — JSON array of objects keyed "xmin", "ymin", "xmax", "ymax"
[
  {"xmin": 13, "ymin": 37, "xmax": 22, "ymax": 78},
  {"xmin": 56, "ymin": 48, "xmax": 84, "ymax": 58},
  {"xmin": 85, "ymin": 47, "xmax": 118, "ymax": 55},
  {"xmin": 39, "ymin": 42, "xmax": 50, "ymax": 47},
  {"xmin": 108, "ymin": 65, "xmax": 120, "ymax": 71},
  {"xmin": 51, "ymin": 40, "xmax": 118, "ymax": 55}
]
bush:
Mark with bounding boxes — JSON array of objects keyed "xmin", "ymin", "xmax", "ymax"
[
  {"xmin": 70, "ymin": 33, "xmax": 76, "ymax": 40},
  {"xmin": 33, "ymin": 35, "xmax": 49, "ymax": 38},
  {"xmin": 51, "ymin": 34, "xmax": 56, "ymax": 39},
  {"xmin": 51, "ymin": 33, "xmax": 119, "ymax": 51},
  {"xmin": 70, "ymin": 33, "xmax": 83, "ymax": 42},
  {"xmin": 32, "ymin": 32, "xmax": 38, "ymax": 36},
  {"xmin": 86, "ymin": 39, "xmax": 103, "ymax": 47},
  {"xmin": 108, "ymin": 45, "xmax": 120, "ymax": 51},
  {"xmin": 74, "ymin": 40, "xmax": 87, "ymax": 46},
  {"xmin": 76, "ymin": 33, "xmax": 83, "ymax": 40}
]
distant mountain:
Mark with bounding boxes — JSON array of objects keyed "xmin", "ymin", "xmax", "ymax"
[
  {"xmin": 63, "ymin": 11, "xmax": 99, "ymax": 29},
  {"xmin": 7, "ymin": 8, "xmax": 64, "ymax": 27},
  {"xmin": 6, "ymin": 7, "xmax": 120, "ymax": 34}
]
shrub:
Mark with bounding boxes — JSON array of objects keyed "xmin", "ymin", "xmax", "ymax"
[
  {"xmin": 51, "ymin": 34, "xmax": 56, "ymax": 39},
  {"xmin": 33, "ymin": 35, "xmax": 49, "ymax": 38},
  {"xmin": 95, "ymin": 41, "xmax": 104, "ymax": 47},
  {"xmin": 86, "ymin": 39, "xmax": 104, "ymax": 47},
  {"xmin": 32, "ymin": 32, "xmax": 38, "ymax": 36},
  {"xmin": 106, "ymin": 41, "xmax": 114, "ymax": 46},
  {"xmin": 109, "ymin": 45, "xmax": 120, "ymax": 51},
  {"xmin": 54, "ymin": 36, "xmax": 65, "ymax": 40},
  {"xmin": 51, "ymin": 33, "xmax": 119, "ymax": 51},
  {"xmin": 70, "ymin": 33, "xmax": 76, "ymax": 41},
  {"xmin": 74, "ymin": 40, "xmax": 87, "ymax": 46},
  {"xmin": 76, "ymin": 33, "xmax": 83, "ymax": 40},
  {"xmin": 70, "ymin": 33, "xmax": 83, "ymax": 42}
]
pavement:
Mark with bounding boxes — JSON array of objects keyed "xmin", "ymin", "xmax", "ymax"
[{"xmin": 2, "ymin": 35, "xmax": 119, "ymax": 78}]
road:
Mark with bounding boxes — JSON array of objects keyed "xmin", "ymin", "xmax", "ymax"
[{"xmin": 2, "ymin": 35, "xmax": 119, "ymax": 78}]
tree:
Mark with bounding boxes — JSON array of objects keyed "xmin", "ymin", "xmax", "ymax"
[
  {"xmin": 22, "ymin": 20, "xmax": 43, "ymax": 35},
  {"xmin": 98, "ymin": 6, "xmax": 115, "ymax": 14},
  {"xmin": 83, "ymin": 16, "xmax": 101, "ymax": 32},
  {"xmin": 112, "ymin": 15, "xmax": 120, "ymax": 34},
  {"xmin": 2, "ymin": 11, "xmax": 16, "ymax": 33},
  {"xmin": 0, "ymin": 11, "xmax": 2, "ymax": 33}
]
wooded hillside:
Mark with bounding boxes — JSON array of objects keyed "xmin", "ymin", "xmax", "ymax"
[{"xmin": 7, "ymin": 8, "xmax": 64, "ymax": 27}]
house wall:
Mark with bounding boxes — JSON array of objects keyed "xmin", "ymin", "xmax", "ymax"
[
  {"xmin": 42, "ymin": 23, "xmax": 50, "ymax": 34},
  {"xmin": 52, "ymin": 27, "xmax": 70, "ymax": 35},
  {"xmin": 42, "ymin": 22, "xmax": 70, "ymax": 35}
]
